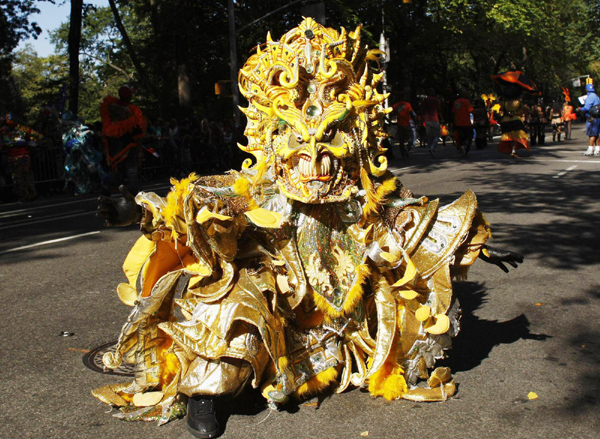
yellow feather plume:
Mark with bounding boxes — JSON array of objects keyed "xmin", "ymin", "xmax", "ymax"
[
  {"xmin": 311, "ymin": 264, "xmax": 371, "ymax": 320},
  {"xmin": 367, "ymin": 335, "xmax": 407, "ymax": 400},
  {"xmin": 294, "ymin": 367, "xmax": 339, "ymax": 398},
  {"xmin": 162, "ymin": 173, "xmax": 198, "ymax": 240},
  {"xmin": 360, "ymin": 169, "xmax": 397, "ymax": 219}
]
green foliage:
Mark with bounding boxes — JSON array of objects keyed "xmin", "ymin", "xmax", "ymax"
[
  {"xmin": 11, "ymin": 45, "xmax": 67, "ymax": 125},
  {"xmin": 0, "ymin": 0, "xmax": 43, "ymax": 56},
  {"xmin": 0, "ymin": 0, "xmax": 47, "ymax": 112},
  {"xmin": 5, "ymin": 0, "xmax": 600, "ymax": 125}
]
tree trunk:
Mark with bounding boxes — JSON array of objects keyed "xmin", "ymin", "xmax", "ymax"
[
  {"xmin": 68, "ymin": 0, "xmax": 83, "ymax": 115},
  {"xmin": 149, "ymin": 0, "xmax": 168, "ymax": 116},
  {"xmin": 177, "ymin": 63, "xmax": 191, "ymax": 112},
  {"xmin": 108, "ymin": 0, "xmax": 156, "ymax": 96}
]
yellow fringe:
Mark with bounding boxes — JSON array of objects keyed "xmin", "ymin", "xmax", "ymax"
[
  {"xmin": 360, "ymin": 169, "xmax": 397, "ymax": 219},
  {"xmin": 311, "ymin": 264, "xmax": 371, "ymax": 320},
  {"xmin": 294, "ymin": 366, "xmax": 339, "ymax": 398},
  {"xmin": 162, "ymin": 173, "xmax": 199, "ymax": 240},
  {"xmin": 251, "ymin": 159, "xmax": 268, "ymax": 189},
  {"xmin": 367, "ymin": 334, "xmax": 407, "ymax": 400},
  {"xmin": 233, "ymin": 176, "xmax": 258, "ymax": 210},
  {"xmin": 277, "ymin": 356, "xmax": 290, "ymax": 371}
]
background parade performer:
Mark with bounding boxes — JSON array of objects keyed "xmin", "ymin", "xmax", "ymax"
[
  {"xmin": 561, "ymin": 88, "xmax": 576, "ymax": 141},
  {"xmin": 0, "ymin": 113, "xmax": 40, "ymax": 202},
  {"xmin": 100, "ymin": 85, "xmax": 147, "ymax": 195},
  {"xmin": 579, "ymin": 80, "xmax": 600, "ymax": 156},
  {"xmin": 491, "ymin": 70, "xmax": 540, "ymax": 157}
]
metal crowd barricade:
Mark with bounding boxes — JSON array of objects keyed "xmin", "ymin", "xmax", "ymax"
[{"xmin": 30, "ymin": 144, "xmax": 66, "ymax": 192}]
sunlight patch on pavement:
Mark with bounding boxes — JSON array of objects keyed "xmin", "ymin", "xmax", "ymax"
[
  {"xmin": 0, "ymin": 231, "xmax": 100, "ymax": 255},
  {"xmin": 553, "ymin": 165, "xmax": 578, "ymax": 179}
]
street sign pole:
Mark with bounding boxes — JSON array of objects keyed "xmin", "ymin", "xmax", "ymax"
[{"xmin": 228, "ymin": 0, "xmax": 241, "ymax": 129}]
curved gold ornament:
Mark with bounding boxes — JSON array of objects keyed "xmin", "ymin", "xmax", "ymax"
[{"xmin": 238, "ymin": 18, "xmax": 389, "ymax": 204}]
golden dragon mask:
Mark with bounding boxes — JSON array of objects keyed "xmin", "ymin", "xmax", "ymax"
[{"xmin": 238, "ymin": 18, "xmax": 391, "ymax": 204}]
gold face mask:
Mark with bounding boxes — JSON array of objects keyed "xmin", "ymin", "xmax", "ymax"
[{"xmin": 238, "ymin": 18, "xmax": 390, "ymax": 204}]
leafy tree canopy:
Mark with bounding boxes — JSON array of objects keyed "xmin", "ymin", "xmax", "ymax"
[{"xmin": 5, "ymin": 0, "xmax": 600, "ymax": 126}]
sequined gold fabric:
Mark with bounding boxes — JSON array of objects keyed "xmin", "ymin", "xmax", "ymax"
[{"xmin": 93, "ymin": 19, "xmax": 491, "ymax": 423}]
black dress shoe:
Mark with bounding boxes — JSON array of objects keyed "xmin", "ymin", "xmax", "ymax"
[{"xmin": 187, "ymin": 396, "xmax": 220, "ymax": 438}]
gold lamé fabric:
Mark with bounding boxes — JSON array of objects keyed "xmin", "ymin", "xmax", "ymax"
[{"xmin": 93, "ymin": 177, "xmax": 490, "ymax": 423}]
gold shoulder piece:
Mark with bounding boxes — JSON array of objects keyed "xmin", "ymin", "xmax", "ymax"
[
  {"xmin": 408, "ymin": 190, "xmax": 478, "ymax": 279},
  {"xmin": 403, "ymin": 198, "xmax": 440, "ymax": 255}
]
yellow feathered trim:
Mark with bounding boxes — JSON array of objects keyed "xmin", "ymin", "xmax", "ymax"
[
  {"xmin": 250, "ymin": 158, "xmax": 268, "ymax": 188},
  {"xmin": 233, "ymin": 176, "xmax": 259, "ymax": 210},
  {"xmin": 162, "ymin": 173, "xmax": 199, "ymax": 240},
  {"xmin": 294, "ymin": 366, "xmax": 339, "ymax": 398},
  {"xmin": 233, "ymin": 176, "xmax": 251, "ymax": 196},
  {"xmin": 277, "ymin": 356, "xmax": 290, "ymax": 371},
  {"xmin": 311, "ymin": 264, "xmax": 371, "ymax": 320},
  {"xmin": 367, "ymin": 340, "xmax": 408, "ymax": 400},
  {"xmin": 360, "ymin": 169, "xmax": 397, "ymax": 219},
  {"xmin": 159, "ymin": 342, "xmax": 180, "ymax": 388}
]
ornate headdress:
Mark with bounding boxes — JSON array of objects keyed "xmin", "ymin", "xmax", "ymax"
[{"xmin": 238, "ymin": 18, "xmax": 390, "ymax": 204}]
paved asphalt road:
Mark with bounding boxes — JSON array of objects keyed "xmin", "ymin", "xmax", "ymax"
[{"xmin": 1, "ymin": 126, "xmax": 599, "ymax": 439}]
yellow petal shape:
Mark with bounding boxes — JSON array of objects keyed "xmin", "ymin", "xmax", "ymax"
[
  {"xmin": 184, "ymin": 262, "xmax": 212, "ymax": 277},
  {"xmin": 392, "ymin": 257, "xmax": 417, "ymax": 287},
  {"xmin": 399, "ymin": 289, "xmax": 419, "ymax": 300},
  {"xmin": 425, "ymin": 314, "xmax": 450, "ymax": 334},
  {"xmin": 415, "ymin": 306, "xmax": 431, "ymax": 322},
  {"xmin": 380, "ymin": 251, "xmax": 400, "ymax": 264},
  {"xmin": 244, "ymin": 208, "xmax": 283, "ymax": 228},
  {"xmin": 428, "ymin": 367, "xmax": 452, "ymax": 388},
  {"xmin": 132, "ymin": 391, "xmax": 164, "ymax": 407},
  {"xmin": 196, "ymin": 206, "xmax": 232, "ymax": 224},
  {"xmin": 116, "ymin": 282, "xmax": 138, "ymax": 307},
  {"xmin": 276, "ymin": 274, "xmax": 291, "ymax": 294},
  {"xmin": 528, "ymin": 392, "xmax": 539, "ymax": 400}
]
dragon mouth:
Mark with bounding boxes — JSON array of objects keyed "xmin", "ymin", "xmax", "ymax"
[
  {"xmin": 275, "ymin": 152, "xmax": 347, "ymax": 202},
  {"xmin": 298, "ymin": 153, "xmax": 333, "ymax": 182}
]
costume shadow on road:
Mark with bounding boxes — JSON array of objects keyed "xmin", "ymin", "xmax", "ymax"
[{"xmin": 439, "ymin": 281, "xmax": 550, "ymax": 375}]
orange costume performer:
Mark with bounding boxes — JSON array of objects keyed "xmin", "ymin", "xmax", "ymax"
[
  {"xmin": 491, "ymin": 71, "xmax": 540, "ymax": 157},
  {"xmin": 100, "ymin": 86, "xmax": 147, "ymax": 194},
  {"xmin": 94, "ymin": 20, "xmax": 523, "ymax": 438},
  {"xmin": 561, "ymin": 88, "xmax": 576, "ymax": 141}
]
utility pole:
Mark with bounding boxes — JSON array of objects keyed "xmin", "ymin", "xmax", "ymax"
[
  {"xmin": 379, "ymin": 1, "xmax": 391, "ymax": 107},
  {"xmin": 228, "ymin": 0, "xmax": 240, "ymax": 128}
]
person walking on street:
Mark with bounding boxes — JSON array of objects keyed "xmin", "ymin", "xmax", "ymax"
[
  {"xmin": 580, "ymin": 82, "xmax": 600, "ymax": 156},
  {"xmin": 419, "ymin": 88, "xmax": 443, "ymax": 158},
  {"xmin": 452, "ymin": 89, "xmax": 474, "ymax": 156},
  {"xmin": 533, "ymin": 99, "xmax": 547, "ymax": 146},
  {"xmin": 391, "ymin": 91, "xmax": 416, "ymax": 159},
  {"xmin": 473, "ymin": 98, "xmax": 490, "ymax": 149},
  {"xmin": 549, "ymin": 100, "xmax": 564, "ymax": 142},
  {"xmin": 100, "ymin": 85, "xmax": 147, "ymax": 195},
  {"xmin": 561, "ymin": 88, "xmax": 576, "ymax": 140}
]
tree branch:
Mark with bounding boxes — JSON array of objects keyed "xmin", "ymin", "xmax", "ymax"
[
  {"xmin": 80, "ymin": 50, "xmax": 133, "ymax": 81},
  {"xmin": 107, "ymin": 0, "xmax": 156, "ymax": 96}
]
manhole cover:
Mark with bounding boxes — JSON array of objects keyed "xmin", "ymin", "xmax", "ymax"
[{"xmin": 83, "ymin": 340, "xmax": 134, "ymax": 377}]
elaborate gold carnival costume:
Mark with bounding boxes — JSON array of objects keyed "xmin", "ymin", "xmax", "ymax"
[{"xmin": 94, "ymin": 19, "xmax": 499, "ymax": 425}]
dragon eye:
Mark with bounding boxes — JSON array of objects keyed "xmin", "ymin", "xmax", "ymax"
[{"xmin": 289, "ymin": 132, "xmax": 303, "ymax": 149}]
